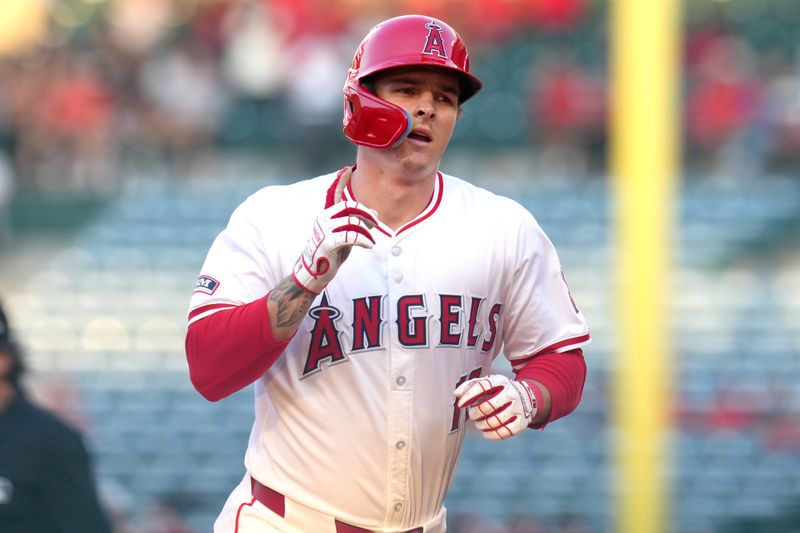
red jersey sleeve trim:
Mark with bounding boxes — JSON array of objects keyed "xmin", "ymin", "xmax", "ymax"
[
  {"xmin": 510, "ymin": 332, "xmax": 590, "ymax": 370},
  {"xmin": 514, "ymin": 348, "xmax": 586, "ymax": 429},
  {"xmin": 185, "ymin": 294, "xmax": 291, "ymax": 401},
  {"xmin": 188, "ymin": 303, "xmax": 236, "ymax": 323}
]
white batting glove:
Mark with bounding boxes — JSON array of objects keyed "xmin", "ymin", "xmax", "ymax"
[
  {"xmin": 453, "ymin": 374, "xmax": 539, "ymax": 441},
  {"xmin": 292, "ymin": 200, "xmax": 377, "ymax": 294}
]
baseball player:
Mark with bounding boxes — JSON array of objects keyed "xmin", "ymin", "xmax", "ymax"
[{"xmin": 186, "ymin": 14, "xmax": 589, "ymax": 533}]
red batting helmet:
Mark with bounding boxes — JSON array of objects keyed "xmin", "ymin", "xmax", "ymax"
[{"xmin": 343, "ymin": 15, "xmax": 483, "ymax": 149}]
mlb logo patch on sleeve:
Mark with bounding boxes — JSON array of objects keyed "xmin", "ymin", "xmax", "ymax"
[{"xmin": 194, "ymin": 275, "xmax": 220, "ymax": 295}]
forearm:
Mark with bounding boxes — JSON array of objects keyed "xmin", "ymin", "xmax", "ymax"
[
  {"xmin": 267, "ymin": 276, "xmax": 317, "ymax": 340},
  {"xmin": 186, "ymin": 293, "xmax": 291, "ymax": 401}
]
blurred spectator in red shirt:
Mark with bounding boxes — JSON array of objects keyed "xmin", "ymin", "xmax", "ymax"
[
  {"xmin": 685, "ymin": 34, "xmax": 764, "ymax": 174},
  {"xmin": 11, "ymin": 49, "xmax": 118, "ymax": 191},
  {"xmin": 527, "ymin": 49, "xmax": 605, "ymax": 175},
  {"xmin": 42, "ymin": 62, "xmax": 114, "ymax": 139}
]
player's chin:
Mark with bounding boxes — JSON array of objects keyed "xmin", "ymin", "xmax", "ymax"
[
  {"xmin": 399, "ymin": 145, "xmax": 444, "ymax": 170},
  {"xmin": 399, "ymin": 153, "xmax": 434, "ymax": 173}
]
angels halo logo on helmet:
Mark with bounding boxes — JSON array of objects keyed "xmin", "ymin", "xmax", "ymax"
[{"xmin": 342, "ymin": 14, "xmax": 484, "ymax": 149}]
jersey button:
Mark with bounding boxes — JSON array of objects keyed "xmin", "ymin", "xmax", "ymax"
[
  {"xmin": 391, "ymin": 246, "xmax": 402, "ymax": 256},
  {"xmin": 394, "ymin": 502, "xmax": 404, "ymax": 513},
  {"xmin": 396, "ymin": 376, "xmax": 406, "ymax": 386},
  {"xmin": 392, "ymin": 273, "xmax": 403, "ymax": 283},
  {"xmin": 395, "ymin": 440, "xmax": 406, "ymax": 450}
]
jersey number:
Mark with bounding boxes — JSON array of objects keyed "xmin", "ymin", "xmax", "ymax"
[{"xmin": 450, "ymin": 367, "xmax": 482, "ymax": 432}]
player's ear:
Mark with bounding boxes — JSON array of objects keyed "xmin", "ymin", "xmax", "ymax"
[{"xmin": 457, "ymin": 107, "xmax": 464, "ymax": 122}]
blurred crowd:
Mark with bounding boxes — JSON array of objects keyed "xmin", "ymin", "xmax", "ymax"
[
  {"xmin": 0, "ymin": 0, "xmax": 605, "ymax": 194},
  {"xmin": 0, "ymin": 0, "xmax": 797, "ymax": 199},
  {"xmin": 683, "ymin": 18, "xmax": 800, "ymax": 179}
]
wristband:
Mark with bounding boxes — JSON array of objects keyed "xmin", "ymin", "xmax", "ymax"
[{"xmin": 525, "ymin": 380, "xmax": 545, "ymax": 428}]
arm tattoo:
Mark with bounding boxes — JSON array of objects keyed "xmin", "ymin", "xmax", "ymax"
[{"xmin": 269, "ymin": 277, "xmax": 315, "ymax": 328}]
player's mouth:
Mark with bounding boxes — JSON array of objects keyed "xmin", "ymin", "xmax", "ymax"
[{"xmin": 407, "ymin": 128, "xmax": 432, "ymax": 144}]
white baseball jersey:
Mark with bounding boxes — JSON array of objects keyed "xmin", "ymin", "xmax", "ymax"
[{"xmin": 188, "ymin": 170, "xmax": 590, "ymax": 530}]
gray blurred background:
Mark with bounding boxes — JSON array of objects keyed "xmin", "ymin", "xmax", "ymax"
[{"xmin": 0, "ymin": 1, "xmax": 798, "ymax": 532}]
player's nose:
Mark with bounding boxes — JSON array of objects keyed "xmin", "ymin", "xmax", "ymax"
[{"xmin": 413, "ymin": 92, "xmax": 435, "ymax": 118}]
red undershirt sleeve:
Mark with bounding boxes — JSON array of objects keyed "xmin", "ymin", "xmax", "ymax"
[
  {"xmin": 513, "ymin": 348, "xmax": 587, "ymax": 428},
  {"xmin": 185, "ymin": 294, "xmax": 291, "ymax": 401}
]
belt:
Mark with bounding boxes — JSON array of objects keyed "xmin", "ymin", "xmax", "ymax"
[{"xmin": 250, "ymin": 478, "xmax": 423, "ymax": 533}]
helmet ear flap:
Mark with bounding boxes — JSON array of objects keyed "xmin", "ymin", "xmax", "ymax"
[{"xmin": 343, "ymin": 82, "xmax": 411, "ymax": 149}]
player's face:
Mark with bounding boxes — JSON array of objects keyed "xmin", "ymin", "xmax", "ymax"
[{"xmin": 372, "ymin": 67, "xmax": 460, "ymax": 175}]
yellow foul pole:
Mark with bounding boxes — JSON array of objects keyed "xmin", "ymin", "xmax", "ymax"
[{"xmin": 611, "ymin": 1, "xmax": 680, "ymax": 533}]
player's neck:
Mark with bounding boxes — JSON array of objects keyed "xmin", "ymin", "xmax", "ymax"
[{"xmin": 350, "ymin": 162, "xmax": 437, "ymax": 230}]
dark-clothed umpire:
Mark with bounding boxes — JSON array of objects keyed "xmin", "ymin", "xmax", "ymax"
[{"xmin": 0, "ymin": 299, "xmax": 112, "ymax": 533}]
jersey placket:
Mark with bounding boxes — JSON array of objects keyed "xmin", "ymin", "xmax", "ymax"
[
  {"xmin": 342, "ymin": 175, "xmax": 443, "ymax": 526},
  {"xmin": 383, "ymin": 233, "xmax": 414, "ymax": 528}
]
